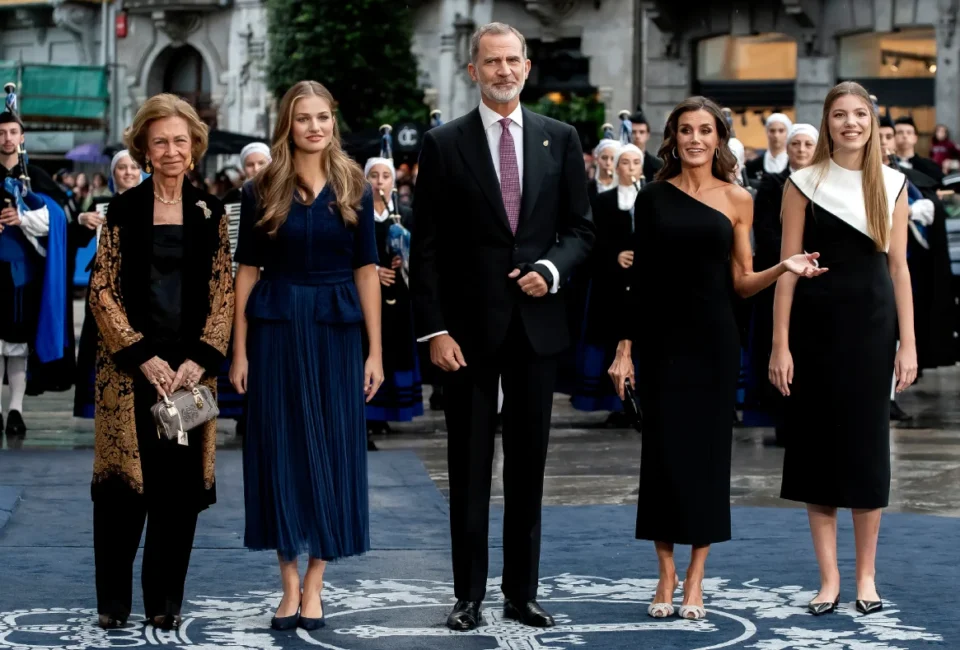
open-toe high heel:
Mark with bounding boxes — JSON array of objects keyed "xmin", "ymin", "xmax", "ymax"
[
  {"xmin": 647, "ymin": 575, "xmax": 679, "ymax": 618},
  {"xmin": 679, "ymin": 580, "xmax": 706, "ymax": 620}
]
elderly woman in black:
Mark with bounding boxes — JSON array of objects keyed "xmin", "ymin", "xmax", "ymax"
[{"xmin": 88, "ymin": 93, "xmax": 234, "ymax": 631}]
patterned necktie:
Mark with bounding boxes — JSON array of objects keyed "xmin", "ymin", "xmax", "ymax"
[{"xmin": 498, "ymin": 117, "xmax": 521, "ymax": 234}]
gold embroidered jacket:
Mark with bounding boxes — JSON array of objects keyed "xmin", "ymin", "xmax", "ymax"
[{"xmin": 88, "ymin": 177, "xmax": 234, "ymax": 496}]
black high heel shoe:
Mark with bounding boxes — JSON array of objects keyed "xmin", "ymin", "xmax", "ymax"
[
  {"xmin": 856, "ymin": 593, "xmax": 883, "ymax": 615},
  {"xmin": 271, "ymin": 595, "xmax": 301, "ymax": 631},
  {"xmin": 808, "ymin": 594, "xmax": 840, "ymax": 616},
  {"xmin": 298, "ymin": 595, "xmax": 325, "ymax": 631}
]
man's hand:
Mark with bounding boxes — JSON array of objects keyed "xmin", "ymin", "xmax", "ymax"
[
  {"xmin": 429, "ymin": 333, "xmax": 467, "ymax": 372},
  {"xmin": 390, "ymin": 255, "xmax": 402, "ymax": 269},
  {"xmin": 0, "ymin": 206, "xmax": 20, "ymax": 228},
  {"xmin": 508, "ymin": 268, "xmax": 548, "ymax": 297}
]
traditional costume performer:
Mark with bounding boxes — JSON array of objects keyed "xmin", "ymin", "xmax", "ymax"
[
  {"xmin": 364, "ymin": 150, "xmax": 423, "ymax": 433},
  {"xmin": 572, "ymin": 144, "xmax": 641, "ymax": 416},
  {"xmin": 0, "ymin": 106, "xmax": 69, "ymax": 435},
  {"xmin": 744, "ymin": 113, "xmax": 792, "ymax": 183},
  {"xmin": 74, "ymin": 151, "xmax": 143, "ymax": 418},
  {"xmin": 217, "ymin": 142, "xmax": 272, "ymax": 431}
]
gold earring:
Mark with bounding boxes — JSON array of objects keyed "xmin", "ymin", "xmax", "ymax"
[
  {"xmin": 145, "ymin": 160, "xmax": 152, "ymax": 174},
  {"xmin": 189, "ymin": 160, "xmax": 195, "ymax": 171}
]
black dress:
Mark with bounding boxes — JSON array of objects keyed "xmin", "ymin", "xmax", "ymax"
[
  {"xmin": 626, "ymin": 181, "xmax": 740, "ymax": 545},
  {"xmin": 781, "ymin": 161, "xmax": 906, "ymax": 509}
]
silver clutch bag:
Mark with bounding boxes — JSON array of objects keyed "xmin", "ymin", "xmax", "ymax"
[{"xmin": 150, "ymin": 386, "xmax": 219, "ymax": 446}]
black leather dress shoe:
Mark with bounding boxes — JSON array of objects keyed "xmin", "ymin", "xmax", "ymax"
[
  {"xmin": 97, "ymin": 614, "xmax": 126, "ymax": 629},
  {"xmin": 446, "ymin": 600, "xmax": 482, "ymax": 631},
  {"xmin": 504, "ymin": 599, "xmax": 555, "ymax": 628}
]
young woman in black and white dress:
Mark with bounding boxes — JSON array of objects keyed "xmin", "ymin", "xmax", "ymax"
[{"xmin": 770, "ymin": 82, "xmax": 917, "ymax": 616}]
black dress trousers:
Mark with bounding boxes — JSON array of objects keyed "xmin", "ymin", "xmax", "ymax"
[{"xmin": 444, "ymin": 312, "xmax": 557, "ymax": 602}]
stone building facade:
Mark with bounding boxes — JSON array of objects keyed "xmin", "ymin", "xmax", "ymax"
[
  {"xmin": 116, "ymin": 0, "xmax": 270, "ymax": 139},
  {"xmin": 641, "ymin": 0, "xmax": 956, "ymax": 150}
]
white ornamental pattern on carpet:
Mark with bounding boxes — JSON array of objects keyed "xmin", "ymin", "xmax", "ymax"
[{"xmin": 0, "ymin": 575, "xmax": 943, "ymax": 650}]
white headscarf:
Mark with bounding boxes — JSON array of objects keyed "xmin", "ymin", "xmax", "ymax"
[
  {"xmin": 365, "ymin": 157, "xmax": 396, "ymax": 222},
  {"xmin": 613, "ymin": 143, "xmax": 643, "ymax": 211},
  {"xmin": 763, "ymin": 113, "xmax": 792, "ymax": 174},
  {"xmin": 787, "ymin": 123, "xmax": 819, "ymax": 146},
  {"xmin": 240, "ymin": 142, "xmax": 271, "ymax": 166},
  {"xmin": 110, "ymin": 150, "xmax": 133, "ymax": 177},
  {"xmin": 594, "ymin": 139, "xmax": 620, "ymax": 191},
  {"xmin": 363, "ymin": 156, "xmax": 395, "ymax": 180}
]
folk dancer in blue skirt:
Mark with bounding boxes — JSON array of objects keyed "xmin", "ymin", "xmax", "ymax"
[
  {"xmin": 231, "ymin": 80, "xmax": 384, "ymax": 632},
  {"xmin": 364, "ymin": 148, "xmax": 423, "ymax": 441}
]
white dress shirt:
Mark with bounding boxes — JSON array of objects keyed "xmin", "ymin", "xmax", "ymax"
[{"xmin": 417, "ymin": 103, "xmax": 562, "ymax": 343}]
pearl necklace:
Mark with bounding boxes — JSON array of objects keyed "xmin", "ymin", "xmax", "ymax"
[{"xmin": 154, "ymin": 193, "xmax": 182, "ymax": 205}]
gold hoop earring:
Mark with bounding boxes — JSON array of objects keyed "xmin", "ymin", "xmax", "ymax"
[
  {"xmin": 189, "ymin": 160, "xmax": 195, "ymax": 171},
  {"xmin": 145, "ymin": 160, "xmax": 152, "ymax": 174},
  {"xmin": 715, "ymin": 148, "xmax": 720, "ymax": 159}
]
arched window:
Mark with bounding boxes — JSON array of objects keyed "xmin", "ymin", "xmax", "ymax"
[{"xmin": 147, "ymin": 44, "xmax": 216, "ymax": 128}]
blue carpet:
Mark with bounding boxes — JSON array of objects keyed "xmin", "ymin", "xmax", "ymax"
[{"xmin": 0, "ymin": 449, "xmax": 954, "ymax": 649}]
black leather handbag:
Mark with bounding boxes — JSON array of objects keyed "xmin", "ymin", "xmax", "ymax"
[{"xmin": 621, "ymin": 378, "xmax": 643, "ymax": 433}]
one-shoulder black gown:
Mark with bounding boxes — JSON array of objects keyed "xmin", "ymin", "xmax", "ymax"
[{"xmin": 625, "ymin": 181, "xmax": 740, "ymax": 545}]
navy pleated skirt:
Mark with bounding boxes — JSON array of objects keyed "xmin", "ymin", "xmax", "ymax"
[{"xmin": 242, "ymin": 282, "xmax": 369, "ymax": 561}]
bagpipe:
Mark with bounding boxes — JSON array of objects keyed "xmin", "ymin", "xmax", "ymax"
[
  {"xmin": 620, "ymin": 108, "xmax": 646, "ymax": 190},
  {"xmin": 379, "ymin": 123, "xmax": 411, "ymax": 305},
  {"xmin": 4, "ymin": 82, "xmax": 31, "ymax": 193}
]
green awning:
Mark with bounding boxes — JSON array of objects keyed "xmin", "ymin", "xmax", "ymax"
[{"xmin": 0, "ymin": 62, "xmax": 108, "ymax": 128}]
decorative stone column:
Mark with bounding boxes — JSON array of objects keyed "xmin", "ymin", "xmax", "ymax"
[
  {"xmin": 935, "ymin": 0, "xmax": 960, "ymax": 138},
  {"xmin": 642, "ymin": 20, "xmax": 689, "ymax": 148}
]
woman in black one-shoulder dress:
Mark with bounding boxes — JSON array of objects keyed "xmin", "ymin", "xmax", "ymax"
[
  {"xmin": 770, "ymin": 82, "xmax": 916, "ymax": 616},
  {"xmin": 609, "ymin": 97, "xmax": 821, "ymax": 621}
]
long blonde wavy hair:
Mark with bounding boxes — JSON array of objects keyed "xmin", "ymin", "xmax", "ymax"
[
  {"xmin": 255, "ymin": 81, "xmax": 365, "ymax": 235},
  {"xmin": 810, "ymin": 81, "xmax": 890, "ymax": 251}
]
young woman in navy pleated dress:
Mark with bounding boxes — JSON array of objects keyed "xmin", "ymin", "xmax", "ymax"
[{"xmin": 231, "ymin": 80, "xmax": 384, "ymax": 631}]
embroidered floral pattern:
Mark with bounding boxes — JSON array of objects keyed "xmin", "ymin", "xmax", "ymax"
[{"xmin": 88, "ymin": 208, "xmax": 234, "ymax": 496}]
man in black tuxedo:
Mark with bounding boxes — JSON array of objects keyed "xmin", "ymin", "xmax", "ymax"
[
  {"xmin": 410, "ymin": 22, "xmax": 594, "ymax": 632},
  {"xmin": 629, "ymin": 110, "xmax": 663, "ymax": 181}
]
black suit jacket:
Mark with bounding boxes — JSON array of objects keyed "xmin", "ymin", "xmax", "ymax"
[
  {"xmin": 410, "ymin": 107, "xmax": 595, "ymax": 357},
  {"xmin": 642, "ymin": 152, "xmax": 663, "ymax": 182}
]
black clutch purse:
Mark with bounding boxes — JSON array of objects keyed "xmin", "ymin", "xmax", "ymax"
[{"xmin": 621, "ymin": 378, "xmax": 643, "ymax": 433}]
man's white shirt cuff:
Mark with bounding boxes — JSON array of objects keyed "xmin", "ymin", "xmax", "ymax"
[
  {"xmin": 417, "ymin": 330, "xmax": 448, "ymax": 343},
  {"xmin": 536, "ymin": 259, "xmax": 560, "ymax": 294}
]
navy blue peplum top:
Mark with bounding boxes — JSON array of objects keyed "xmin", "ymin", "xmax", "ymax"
[{"xmin": 235, "ymin": 180, "xmax": 378, "ymax": 324}]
